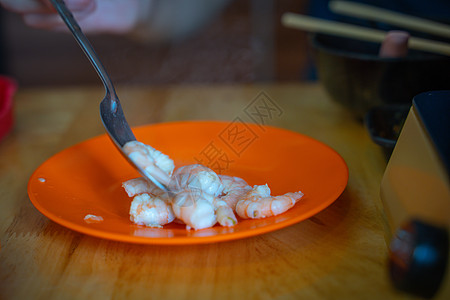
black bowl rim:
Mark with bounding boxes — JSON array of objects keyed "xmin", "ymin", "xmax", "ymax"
[
  {"xmin": 364, "ymin": 104, "xmax": 410, "ymax": 149},
  {"xmin": 310, "ymin": 33, "xmax": 448, "ymax": 62}
]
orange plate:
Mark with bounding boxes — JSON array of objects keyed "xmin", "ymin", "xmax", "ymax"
[{"xmin": 28, "ymin": 121, "xmax": 348, "ymax": 245}]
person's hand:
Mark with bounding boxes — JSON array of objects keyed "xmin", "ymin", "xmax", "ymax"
[{"xmin": 0, "ymin": 0, "xmax": 143, "ymax": 34}]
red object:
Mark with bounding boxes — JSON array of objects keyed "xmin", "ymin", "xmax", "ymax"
[{"xmin": 0, "ymin": 75, "xmax": 17, "ymax": 141}]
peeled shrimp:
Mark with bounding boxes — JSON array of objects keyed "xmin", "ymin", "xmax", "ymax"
[
  {"xmin": 123, "ymin": 141, "xmax": 174, "ymax": 186},
  {"xmin": 168, "ymin": 165, "xmax": 240, "ymax": 229},
  {"xmin": 171, "ymin": 190, "xmax": 238, "ymax": 229},
  {"xmin": 122, "ymin": 177, "xmax": 167, "ymax": 198},
  {"xmin": 121, "ymin": 142, "xmax": 304, "ymax": 229},
  {"xmin": 124, "ymin": 175, "xmax": 174, "ymax": 228},
  {"xmin": 171, "ymin": 189, "xmax": 217, "ymax": 230},
  {"xmin": 236, "ymin": 184, "xmax": 304, "ymax": 219},
  {"xmin": 123, "ymin": 164, "xmax": 234, "ymax": 230},
  {"xmin": 129, "ymin": 193, "xmax": 175, "ymax": 228},
  {"xmin": 218, "ymin": 175, "xmax": 252, "ymax": 210},
  {"xmin": 169, "ymin": 164, "xmax": 223, "ymax": 196}
]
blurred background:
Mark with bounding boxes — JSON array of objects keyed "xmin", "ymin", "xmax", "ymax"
[{"xmin": 0, "ymin": 0, "xmax": 312, "ymax": 87}]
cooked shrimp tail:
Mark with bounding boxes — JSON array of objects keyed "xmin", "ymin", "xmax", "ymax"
[
  {"xmin": 236, "ymin": 184, "xmax": 303, "ymax": 219},
  {"xmin": 213, "ymin": 199, "xmax": 237, "ymax": 227}
]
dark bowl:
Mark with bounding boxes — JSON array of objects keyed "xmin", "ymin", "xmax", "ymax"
[
  {"xmin": 311, "ymin": 33, "xmax": 450, "ymax": 119},
  {"xmin": 365, "ymin": 104, "xmax": 410, "ymax": 158}
]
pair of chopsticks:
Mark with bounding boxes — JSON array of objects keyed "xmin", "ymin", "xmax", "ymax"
[{"xmin": 281, "ymin": 0, "xmax": 450, "ymax": 56}]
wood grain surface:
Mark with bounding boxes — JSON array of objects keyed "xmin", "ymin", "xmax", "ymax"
[{"xmin": 0, "ymin": 83, "xmax": 415, "ymax": 299}]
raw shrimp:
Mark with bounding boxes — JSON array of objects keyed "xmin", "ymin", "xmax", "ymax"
[
  {"xmin": 129, "ymin": 193, "xmax": 175, "ymax": 228},
  {"xmin": 236, "ymin": 184, "xmax": 303, "ymax": 219},
  {"xmin": 123, "ymin": 141, "xmax": 174, "ymax": 186},
  {"xmin": 218, "ymin": 175, "xmax": 252, "ymax": 210},
  {"xmin": 169, "ymin": 164, "xmax": 223, "ymax": 196}
]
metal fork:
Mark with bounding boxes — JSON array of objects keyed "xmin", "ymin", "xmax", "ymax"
[{"xmin": 50, "ymin": 0, "xmax": 169, "ymax": 191}]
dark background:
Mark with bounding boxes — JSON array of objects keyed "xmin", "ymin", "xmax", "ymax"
[{"xmin": 0, "ymin": 0, "xmax": 312, "ymax": 87}]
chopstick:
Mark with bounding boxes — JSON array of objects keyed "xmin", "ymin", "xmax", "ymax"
[
  {"xmin": 281, "ymin": 13, "xmax": 450, "ymax": 56},
  {"xmin": 329, "ymin": 0, "xmax": 450, "ymax": 39}
]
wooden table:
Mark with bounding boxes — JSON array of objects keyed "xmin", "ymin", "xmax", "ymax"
[{"xmin": 0, "ymin": 83, "xmax": 413, "ymax": 299}]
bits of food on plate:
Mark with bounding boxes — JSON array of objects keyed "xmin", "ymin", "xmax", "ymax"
[{"xmin": 84, "ymin": 214, "xmax": 104, "ymax": 223}]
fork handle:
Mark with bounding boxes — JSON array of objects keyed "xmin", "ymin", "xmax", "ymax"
[
  {"xmin": 49, "ymin": 0, "xmax": 118, "ymax": 100},
  {"xmin": 49, "ymin": 1, "xmax": 171, "ymax": 192}
]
